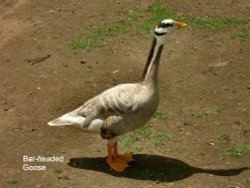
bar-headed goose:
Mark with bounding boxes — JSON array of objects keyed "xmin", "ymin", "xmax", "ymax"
[{"xmin": 48, "ymin": 19, "xmax": 187, "ymax": 172}]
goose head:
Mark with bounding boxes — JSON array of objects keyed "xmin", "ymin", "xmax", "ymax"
[{"xmin": 154, "ymin": 19, "xmax": 187, "ymax": 37}]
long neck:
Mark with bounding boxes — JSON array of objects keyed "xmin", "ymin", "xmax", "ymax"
[{"xmin": 142, "ymin": 36, "xmax": 165, "ymax": 85}]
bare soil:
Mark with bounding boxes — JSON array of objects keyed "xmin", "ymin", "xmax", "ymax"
[{"xmin": 0, "ymin": 0, "xmax": 249, "ymax": 187}]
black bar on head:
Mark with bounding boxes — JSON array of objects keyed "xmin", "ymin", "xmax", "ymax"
[{"xmin": 158, "ymin": 23, "xmax": 173, "ymax": 28}]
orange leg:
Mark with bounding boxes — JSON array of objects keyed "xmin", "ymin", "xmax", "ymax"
[
  {"xmin": 113, "ymin": 142, "xmax": 134, "ymax": 162},
  {"xmin": 105, "ymin": 143, "xmax": 128, "ymax": 172}
]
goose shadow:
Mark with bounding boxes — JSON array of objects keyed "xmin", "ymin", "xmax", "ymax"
[{"xmin": 68, "ymin": 154, "xmax": 249, "ymax": 182}]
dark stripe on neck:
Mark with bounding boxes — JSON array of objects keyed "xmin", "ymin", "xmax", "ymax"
[
  {"xmin": 154, "ymin": 31, "xmax": 167, "ymax": 36},
  {"xmin": 142, "ymin": 38, "xmax": 164, "ymax": 81},
  {"xmin": 142, "ymin": 38, "xmax": 156, "ymax": 80}
]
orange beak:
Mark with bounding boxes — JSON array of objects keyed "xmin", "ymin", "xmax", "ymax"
[{"xmin": 177, "ymin": 22, "xmax": 188, "ymax": 29}]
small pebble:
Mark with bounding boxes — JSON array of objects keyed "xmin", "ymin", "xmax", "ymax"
[
  {"xmin": 28, "ymin": 128, "xmax": 37, "ymax": 132},
  {"xmin": 80, "ymin": 61, "xmax": 87, "ymax": 64},
  {"xmin": 233, "ymin": 120, "xmax": 241, "ymax": 125},
  {"xmin": 58, "ymin": 175, "xmax": 70, "ymax": 180},
  {"xmin": 208, "ymin": 140, "xmax": 215, "ymax": 146}
]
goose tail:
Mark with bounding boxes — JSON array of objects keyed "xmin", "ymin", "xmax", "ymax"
[{"xmin": 48, "ymin": 113, "xmax": 85, "ymax": 127}]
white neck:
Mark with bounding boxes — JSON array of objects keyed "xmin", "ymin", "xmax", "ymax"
[{"xmin": 142, "ymin": 35, "xmax": 166, "ymax": 85}]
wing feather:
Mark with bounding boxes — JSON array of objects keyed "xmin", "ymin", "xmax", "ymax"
[{"xmin": 77, "ymin": 83, "xmax": 143, "ymax": 125}]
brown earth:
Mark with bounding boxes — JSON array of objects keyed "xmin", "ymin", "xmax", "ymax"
[{"xmin": 0, "ymin": 0, "xmax": 249, "ymax": 187}]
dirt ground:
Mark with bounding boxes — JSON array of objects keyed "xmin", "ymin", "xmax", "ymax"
[{"xmin": 0, "ymin": 0, "xmax": 249, "ymax": 187}]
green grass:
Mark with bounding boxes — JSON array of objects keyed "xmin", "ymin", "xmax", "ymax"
[
  {"xmin": 69, "ymin": 36, "xmax": 103, "ymax": 50},
  {"xmin": 152, "ymin": 131, "xmax": 173, "ymax": 148},
  {"xmin": 136, "ymin": 3, "xmax": 246, "ymax": 33},
  {"xmin": 209, "ymin": 17, "xmax": 246, "ymax": 32},
  {"xmin": 135, "ymin": 123, "xmax": 151, "ymax": 137},
  {"xmin": 186, "ymin": 83, "xmax": 192, "ymax": 88},
  {"xmin": 214, "ymin": 106, "xmax": 224, "ymax": 113},
  {"xmin": 8, "ymin": 179, "xmax": 18, "ymax": 184},
  {"xmin": 228, "ymin": 144, "xmax": 250, "ymax": 157},
  {"xmin": 153, "ymin": 111, "xmax": 168, "ymax": 120},
  {"xmin": 135, "ymin": 3, "xmax": 180, "ymax": 37},
  {"xmin": 246, "ymin": 117, "xmax": 250, "ymax": 125},
  {"xmin": 175, "ymin": 79, "xmax": 184, "ymax": 84},
  {"xmin": 231, "ymin": 29, "xmax": 248, "ymax": 41},
  {"xmin": 94, "ymin": 148, "xmax": 101, "ymax": 152},
  {"xmin": 191, "ymin": 16, "xmax": 208, "ymax": 28},
  {"xmin": 120, "ymin": 124, "xmax": 151, "ymax": 151},
  {"xmin": 221, "ymin": 85, "xmax": 230, "ymax": 91},
  {"xmin": 69, "ymin": 20, "xmax": 129, "ymax": 50},
  {"xmin": 120, "ymin": 133, "xmax": 140, "ymax": 151},
  {"xmin": 193, "ymin": 16, "xmax": 246, "ymax": 32},
  {"xmin": 43, "ymin": 153, "xmax": 53, "ymax": 158},
  {"xmin": 245, "ymin": 177, "xmax": 250, "ymax": 185},
  {"xmin": 191, "ymin": 124, "xmax": 199, "ymax": 129},
  {"xmin": 166, "ymin": 47, "xmax": 175, "ymax": 55},
  {"xmin": 120, "ymin": 123, "xmax": 172, "ymax": 153},
  {"xmin": 69, "ymin": 3, "xmax": 247, "ymax": 50},
  {"xmin": 214, "ymin": 134, "xmax": 229, "ymax": 142},
  {"xmin": 205, "ymin": 37, "xmax": 215, "ymax": 43},
  {"xmin": 91, "ymin": 20, "xmax": 129, "ymax": 37},
  {"xmin": 130, "ymin": 5, "xmax": 145, "ymax": 21},
  {"xmin": 53, "ymin": 167, "xmax": 63, "ymax": 174},
  {"xmin": 195, "ymin": 111, "xmax": 209, "ymax": 118}
]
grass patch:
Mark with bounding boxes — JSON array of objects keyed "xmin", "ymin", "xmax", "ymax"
[
  {"xmin": 245, "ymin": 177, "xmax": 250, "ymax": 185},
  {"xmin": 69, "ymin": 20, "xmax": 129, "ymax": 50},
  {"xmin": 70, "ymin": 3, "xmax": 247, "ymax": 50},
  {"xmin": 136, "ymin": 3, "xmax": 246, "ymax": 35},
  {"xmin": 53, "ymin": 167, "xmax": 63, "ymax": 174},
  {"xmin": 120, "ymin": 124, "xmax": 151, "ymax": 151},
  {"xmin": 209, "ymin": 17, "xmax": 246, "ymax": 32},
  {"xmin": 130, "ymin": 5, "xmax": 145, "ymax": 21},
  {"xmin": 231, "ymin": 29, "xmax": 248, "ymax": 41},
  {"xmin": 175, "ymin": 79, "xmax": 184, "ymax": 84},
  {"xmin": 94, "ymin": 148, "xmax": 101, "ymax": 152},
  {"xmin": 205, "ymin": 37, "xmax": 215, "ymax": 43},
  {"xmin": 69, "ymin": 36, "xmax": 103, "ymax": 50},
  {"xmin": 120, "ymin": 123, "xmax": 172, "ymax": 153},
  {"xmin": 8, "ymin": 179, "xmax": 18, "ymax": 184},
  {"xmin": 195, "ymin": 111, "xmax": 209, "ymax": 118},
  {"xmin": 153, "ymin": 111, "xmax": 168, "ymax": 120},
  {"xmin": 192, "ymin": 16, "xmax": 246, "ymax": 32},
  {"xmin": 135, "ymin": 3, "xmax": 180, "ymax": 37},
  {"xmin": 135, "ymin": 123, "xmax": 151, "ymax": 137},
  {"xmin": 152, "ymin": 131, "xmax": 173, "ymax": 148},
  {"xmin": 221, "ymin": 85, "xmax": 230, "ymax": 91},
  {"xmin": 214, "ymin": 106, "xmax": 224, "ymax": 113},
  {"xmin": 214, "ymin": 134, "xmax": 229, "ymax": 142},
  {"xmin": 228, "ymin": 144, "xmax": 250, "ymax": 157},
  {"xmin": 43, "ymin": 153, "xmax": 53, "ymax": 158},
  {"xmin": 91, "ymin": 20, "xmax": 129, "ymax": 37},
  {"xmin": 246, "ymin": 117, "xmax": 250, "ymax": 125},
  {"xmin": 191, "ymin": 16, "xmax": 208, "ymax": 28},
  {"xmin": 120, "ymin": 133, "xmax": 140, "ymax": 151}
]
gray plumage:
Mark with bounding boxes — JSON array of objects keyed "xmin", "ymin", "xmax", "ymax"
[{"xmin": 48, "ymin": 19, "xmax": 187, "ymax": 145}]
